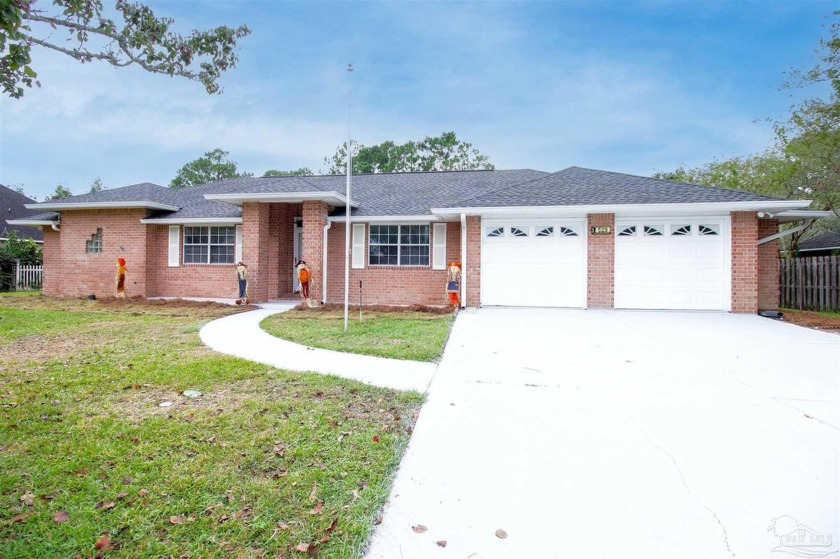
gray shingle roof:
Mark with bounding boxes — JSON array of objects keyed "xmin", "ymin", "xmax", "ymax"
[
  {"xmin": 455, "ymin": 167, "xmax": 786, "ymax": 208},
  {"xmin": 1, "ymin": 184, "xmax": 44, "ymax": 241},
  {"xmin": 799, "ymin": 231, "xmax": 840, "ymax": 251},
  {"xmin": 28, "ymin": 166, "xmax": 795, "ymax": 222}
]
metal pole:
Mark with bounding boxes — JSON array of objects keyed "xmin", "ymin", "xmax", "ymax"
[
  {"xmin": 344, "ymin": 63, "xmax": 353, "ymax": 332},
  {"xmin": 359, "ymin": 279, "xmax": 363, "ymax": 321}
]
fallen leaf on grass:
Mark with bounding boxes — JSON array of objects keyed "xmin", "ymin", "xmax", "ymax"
[
  {"xmin": 309, "ymin": 503, "xmax": 323, "ymax": 516},
  {"xmin": 412, "ymin": 525, "xmax": 428, "ymax": 533},
  {"xmin": 95, "ymin": 501, "xmax": 116, "ymax": 510},
  {"xmin": 351, "ymin": 489, "xmax": 360, "ymax": 501},
  {"xmin": 53, "ymin": 511, "xmax": 69, "ymax": 523},
  {"xmin": 308, "ymin": 483, "xmax": 318, "ymax": 502},
  {"xmin": 94, "ymin": 534, "xmax": 111, "ymax": 550},
  {"xmin": 169, "ymin": 515, "xmax": 184, "ymax": 525},
  {"xmin": 115, "ymin": 492, "xmax": 128, "ymax": 500},
  {"xmin": 10, "ymin": 512, "xmax": 32, "ymax": 523},
  {"xmin": 372, "ymin": 435, "xmax": 380, "ymax": 443},
  {"xmin": 138, "ymin": 489, "xmax": 149, "ymax": 497},
  {"xmin": 325, "ymin": 517, "xmax": 338, "ymax": 535},
  {"xmin": 436, "ymin": 540, "xmax": 447, "ymax": 547},
  {"xmin": 19, "ymin": 491, "xmax": 35, "ymax": 506},
  {"xmin": 374, "ymin": 515, "xmax": 383, "ymax": 525},
  {"xmin": 295, "ymin": 542, "xmax": 319, "ymax": 556},
  {"xmin": 277, "ymin": 521, "xmax": 290, "ymax": 530},
  {"xmin": 495, "ymin": 528, "xmax": 508, "ymax": 539}
]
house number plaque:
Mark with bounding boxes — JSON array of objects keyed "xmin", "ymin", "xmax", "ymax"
[{"xmin": 590, "ymin": 226, "xmax": 612, "ymax": 235}]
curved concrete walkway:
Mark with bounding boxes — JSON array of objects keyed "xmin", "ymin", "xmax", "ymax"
[{"xmin": 200, "ymin": 303, "xmax": 436, "ymax": 392}]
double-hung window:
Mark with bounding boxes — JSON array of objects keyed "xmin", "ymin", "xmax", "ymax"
[
  {"xmin": 369, "ymin": 224, "xmax": 430, "ymax": 266},
  {"xmin": 183, "ymin": 226, "xmax": 236, "ymax": 264}
]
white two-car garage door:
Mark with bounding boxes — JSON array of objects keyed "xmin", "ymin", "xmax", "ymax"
[
  {"xmin": 481, "ymin": 219, "xmax": 586, "ymax": 307},
  {"xmin": 614, "ymin": 217, "xmax": 731, "ymax": 311}
]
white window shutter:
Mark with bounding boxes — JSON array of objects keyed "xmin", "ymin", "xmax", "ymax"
[
  {"xmin": 168, "ymin": 225, "xmax": 180, "ymax": 267},
  {"xmin": 235, "ymin": 225, "xmax": 243, "ymax": 263},
  {"xmin": 432, "ymin": 223, "xmax": 447, "ymax": 270},
  {"xmin": 352, "ymin": 223, "xmax": 365, "ymax": 269}
]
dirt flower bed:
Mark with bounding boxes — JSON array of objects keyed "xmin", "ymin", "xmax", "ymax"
[{"xmin": 780, "ymin": 308, "xmax": 840, "ymax": 331}]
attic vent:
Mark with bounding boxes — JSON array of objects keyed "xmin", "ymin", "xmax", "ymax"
[{"xmin": 86, "ymin": 228, "xmax": 103, "ymax": 254}]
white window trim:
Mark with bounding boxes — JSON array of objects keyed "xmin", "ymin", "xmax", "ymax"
[
  {"xmin": 183, "ymin": 225, "xmax": 237, "ymax": 265},
  {"xmin": 368, "ymin": 223, "xmax": 432, "ymax": 267}
]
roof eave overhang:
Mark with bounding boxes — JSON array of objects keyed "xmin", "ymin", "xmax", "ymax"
[
  {"xmin": 6, "ymin": 219, "xmax": 58, "ymax": 226},
  {"xmin": 25, "ymin": 201, "xmax": 180, "ymax": 211},
  {"xmin": 328, "ymin": 215, "xmax": 440, "ymax": 223},
  {"xmin": 798, "ymin": 246, "xmax": 840, "ymax": 252},
  {"xmin": 204, "ymin": 191, "xmax": 358, "ymax": 208},
  {"xmin": 770, "ymin": 209, "xmax": 834, "ymax": 224},
  {"xmin": 140, "ymin": 217, "xmax": 243, "ymax": 225},
  {"xmin": 430, "ymin": 200, "xmax": 813, "ymax": 219}
]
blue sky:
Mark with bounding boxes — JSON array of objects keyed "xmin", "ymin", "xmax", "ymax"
[{"xmin": 0, "ymin": 0, "xmax": 835, "ymax": 200}]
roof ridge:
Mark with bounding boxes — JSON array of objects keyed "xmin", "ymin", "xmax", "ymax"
[{"xmin": 452, "ymin": 168, "xmax": 563, "ymax": 207}]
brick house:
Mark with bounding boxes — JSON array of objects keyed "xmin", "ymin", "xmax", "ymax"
[{"xmin": 9, "ymin": 167, "xmax": 827, "ymax": 312}]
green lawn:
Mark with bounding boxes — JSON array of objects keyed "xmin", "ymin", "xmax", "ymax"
[
  {"xmin": 0, "ymin": 293, "xmax": 423, "ymax": 558},
  {"xmin": 260, "ymin": 307, "xmax": 455, "ymax": 362}
]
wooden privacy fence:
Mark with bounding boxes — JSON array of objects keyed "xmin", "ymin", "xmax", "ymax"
[
  {"xmin": 780, "ymin": 255, "xmax": 840, "ymax": 311},
  {"xmin": 14, "ymin": 261, "xmax": 42, "ymax": 291}
]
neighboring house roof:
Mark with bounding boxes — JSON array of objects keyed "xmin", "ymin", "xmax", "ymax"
[
  {"xmin": 24, "ymin": 167, "xmax": 813, "ymax": 223},
  {"xmin": 798, "ymin": 231, "xmax": 840, "ymax": 252},
  {"xmin": 1, "ymin": 184, "xmax": 44, "ymax": 241}
]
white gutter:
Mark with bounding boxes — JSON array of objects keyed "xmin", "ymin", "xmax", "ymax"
[
  {"xmin": 6, "ymin": 219, "xmax": 58, "ymax": 227},
  {"xmin": 26, "ymin": 201, "xmax": 179, "ymax": 211},
  {"xmin": 431, "ymin": 200, "xmax": 813, "ymax": 218},
  {"xmin": 322, "ymin": 220, "xmax": 332, "ymax": 303},
  {"xmin": 460, "ymin": 213, "xmax": 467, "ymax": 308},
  {"xmin": 51, "ymin": 223, "xmax": 60, "ymax": 231},
  {"xmin": 140, "ymin": 217, "xmax": 243, "ymax": 225},
  {"xmin": 204, "ymin": 191, "xmax": 357, "ymax": 208},
  {"xmin": 328, "ymin": 215, "xmax": 441, "ymax": 223}
]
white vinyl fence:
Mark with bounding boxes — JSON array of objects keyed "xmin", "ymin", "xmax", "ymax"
[{"xmin": 15, "ymin": 261, "xmax": 43, "ymax": 291}]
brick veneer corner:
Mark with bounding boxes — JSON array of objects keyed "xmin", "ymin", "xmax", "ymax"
[
  {"xmin": 757, "ymin": 218, "xmax": 780, "ymax": 311},
  {"xmin": 731, "ymin": 211, "xmax": 759, "ymax": 313},
  {"xmin": 302, "ymin": 201, "xmax": 328, "ymax": 302},
  {"xmin": 465, "ymin": 216, "xmax": 481, "ymax": 307}
]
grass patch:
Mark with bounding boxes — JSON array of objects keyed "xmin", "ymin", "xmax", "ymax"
[
  {"xmin": 0, "ymin": 293, "xmax": 423, "ymax": 558},
  {"xmin": 261, "ymin": 306, "xmax": 455, "ymax": 362}
]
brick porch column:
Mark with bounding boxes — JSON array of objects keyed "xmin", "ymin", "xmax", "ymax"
[
  {"xmin": 41, "ymin": 227, "xmax": 60, "ymax": 296},
  {"xmin": 587, "ymin": 213, "xmax": 615, "ymax": 308},
  {"xmin": 242, "ymin": 202, "xmax": 270, "ymax": 302},
  {"xmin": 731, "ymin": 211, "xmax": 759, "ymax": 313},
  {"xmin": 302, "ymin": 201, "xmax": 328, "ymax": 302},
  {"xmin": 757, "ymin": 219, "xmax": 780, "ymax": 311},
  {"xmin": 465, "ymin": 216, "xmax": 481, "ymax": 307}
]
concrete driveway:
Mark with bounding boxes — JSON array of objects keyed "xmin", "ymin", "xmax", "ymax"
[{"xmin": 365, "ymin": 308, "xmax": 839, "ymax": 559}]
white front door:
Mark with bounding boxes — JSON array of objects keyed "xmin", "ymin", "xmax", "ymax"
[
  {"xmin": 481, "ymin": 219, "xmax": 586, "ymax": 308},
  {"xmin": 614, "ymin": 217, "xmax": 731, "ymax": 311},
  {"xmin": 293, "ymin": 225, "xmax": 303, "ymax": 292}
]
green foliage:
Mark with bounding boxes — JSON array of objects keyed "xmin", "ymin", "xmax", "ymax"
[
  {"xmin": 324, "ymin": 132, "xmax": 495, "ymax": 175},
  {"xmin": 49, "ymin": 183, "xmax": 72, "ymax": 200},
  {"xmin": 88, "ymin": 177, "xmax": 103, "ymax": 193},
  {"xmin": 262, "ymin": 168, "xmax": 314, "ymax": 177},
  {"xmin": 0, "ymin": 230, "xmax": 42, "ymax": 291},
  {"xmin": 1, "ymin": 0, "xmax": 250, "ymax": 98},
  {"xmin": 169, "ymin": 148, "xmax": 253, "ymax": 189},
  {"xmin": 9, "ymin": 183, "xmax": 34, "ymax": 200}
]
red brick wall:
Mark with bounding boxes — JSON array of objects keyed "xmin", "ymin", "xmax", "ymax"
[
  {"xmin": 325, "ymin": 221, "xmax": 461, "ymax": 306},
  {"xmin": 758, "ymin": 218, "xmax": 780, "ymax": 311},
  {"xmin": 302, "ymin": 201, "xmax": 328, "ymax": 302},
  {"xmin": 41, "ymin": 227, "xmax": 60, "ymax": 296},
  {"xmin": 587, "ymin": 213, "xmax": 614, "ymax": 308},
  {"xmin": 465, "ymin": 216, "xmax": 481, "ymax": 307},
  {"xmin": 44, "ymin": 209, "xmax": 148, "ymax": 298},
  {"xmin": 731, "ymin": 211, "xmax": 759, "ymax": 313},
  {"xmin": 146, "ymin": 225, "xmax": 239, "ymax": 298},
  {"xmin": 242, "ymin": 203, "xmax": 271, "ymax": 302}
]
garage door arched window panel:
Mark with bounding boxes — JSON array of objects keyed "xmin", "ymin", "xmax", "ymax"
[
  {"xmin": 369, "ymin": 224, "xmax": 430, "ymax": 267},
  {"xmin": 618, "ymin": 225, "xmax": 636, "ymax": 237},
  {"xmin": 558, "ymin": 226, "xmax": 578, "ymax": 237},
  {"xmin": 536, "ymin": 226, "xmax": 554, "ymax": 237},
  {"xmin": 671, "ymin": 225, "xmax": 692, "ymax": 236},
  {"xmin": 643, "ymin": 225, "xmax": 664, "ymax": 236},
  {"xmin": 486, "ymin": 227, "xmax": 504, "ymax": 238},
  {"xmin": 699, "ymin": 224, "xmax": 720, "ymax": 236},
  {"xmin": 510, "ymin": 227, "xmax": 528, "ymax": 237}
]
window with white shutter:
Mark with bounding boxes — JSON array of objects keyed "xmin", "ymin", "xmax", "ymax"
[
  {"xmin": 168, "ymin": 225, "xmax": 180, "ymax": 267},
  {"xmin": 352, "ymin": 223, "xmax": 365, "ymax": 269},
  {"xmin": 432, "ymin": 223, "xmax": 447, "ymax": 270}
]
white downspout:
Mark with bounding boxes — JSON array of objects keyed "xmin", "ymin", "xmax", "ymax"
[
  {"xmin": 460, "ymin": 213, "xmax": 467, "ymax": 308},
  {"xmin": 51, "ymin": 222, "xmax": 60, "ymax": 231},
  {"xmin": 322, "ymin": 221, "xmax": 332, "ymax": 304}
]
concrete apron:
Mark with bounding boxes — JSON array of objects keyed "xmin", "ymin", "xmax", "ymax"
[
  {"xmin": 365, "ymin": 308, "xmax": 840, "ymax": 559},
  {"xmin": 199, "ymin": 303, "xmax": 436, "ymax": 392}
]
